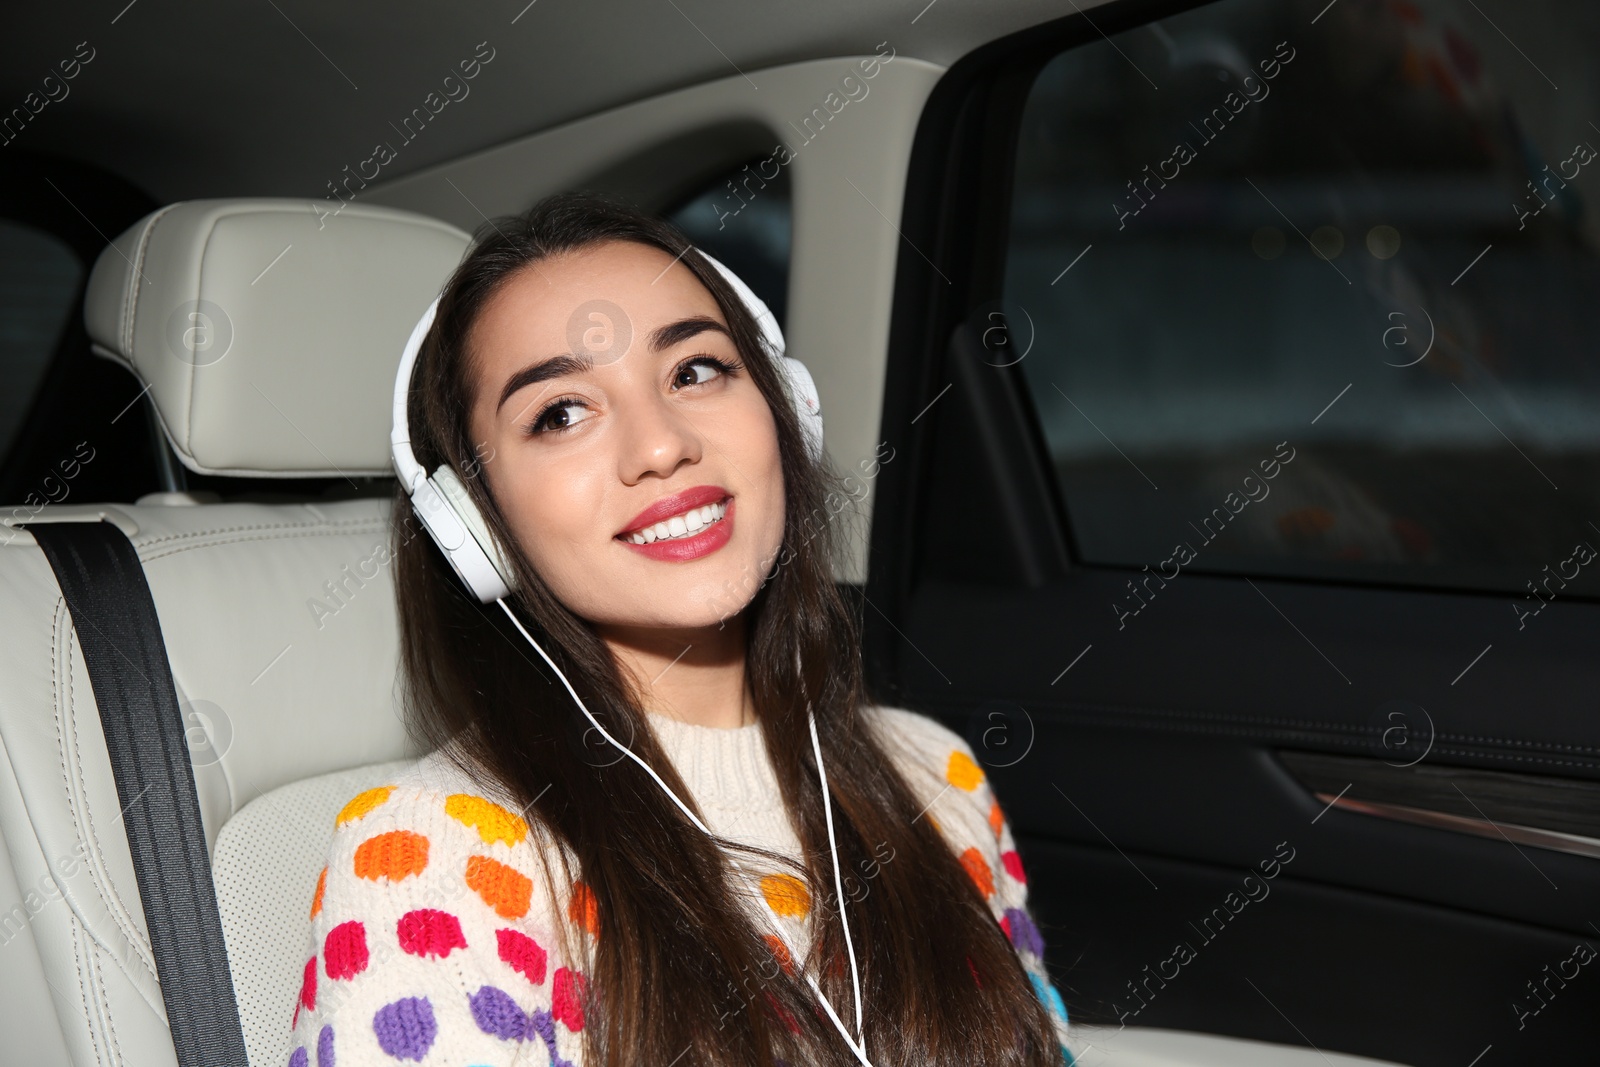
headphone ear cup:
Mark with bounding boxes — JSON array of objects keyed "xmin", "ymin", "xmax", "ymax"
[
  {"xmin": 431, "ymin": 465, "xmax": 518, "ymax": 597},
  {"xmin": 778, "ymin": 356, "xmax": 824, "ymax": 463}
]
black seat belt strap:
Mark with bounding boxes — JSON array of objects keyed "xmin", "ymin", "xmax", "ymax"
[{"xmin": 25, "ymin": 519, "xmax": 249, "ymax": 1067}]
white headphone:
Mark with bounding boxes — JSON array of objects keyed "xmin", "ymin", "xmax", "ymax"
[
  {"xmin": 388, "ymin": 247, "xmax": 877, "ymax": 1066},
  {"xmin": 389, "ymin": 248, "xmax": 823, "ymax": 605}
]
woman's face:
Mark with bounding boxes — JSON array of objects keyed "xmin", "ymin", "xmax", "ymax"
[{"xmin": 463, "ymin": 239, "xmax": 785, "ymax": 632}]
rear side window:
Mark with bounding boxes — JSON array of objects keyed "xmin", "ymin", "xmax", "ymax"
[
  {"xmin": 0, "ymin": 220, "xmax": 82, "ymax": 463},
  {"xmin": 1003, "ymin": 0, "xmax": 1600, "ymax": 597},
  {"xmin": 668, "ymin": 156, "xmax": 791, "ymax": 333}
]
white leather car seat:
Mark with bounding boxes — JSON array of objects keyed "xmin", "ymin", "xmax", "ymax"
[
  {"xmin": 0, "ymin": 196, "xmax": 1414, "ymax": 1067},
  {"xmin": 0, "ymin": 198, "xmax": 470, "ymax": 1067}
]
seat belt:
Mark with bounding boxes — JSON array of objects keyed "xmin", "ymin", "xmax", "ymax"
[{"xmin": 25, "ymin": 519, "xmax": 250, "ymax": 1067}]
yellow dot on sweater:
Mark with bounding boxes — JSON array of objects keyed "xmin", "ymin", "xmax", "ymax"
[
  {"xmin": 336, "ymin": 786, "xmax": 394, "ymax": 826},
  {"xmin": 445, "ymin": 794, "xmax": 529, "ymax": 847},
  {"xmin": 946, "ymin": 749, "xmax": 985, "ymax": 791},
  {"xmin": 760, "ymin": 873, "xmax": 811, "ymax": 918}
]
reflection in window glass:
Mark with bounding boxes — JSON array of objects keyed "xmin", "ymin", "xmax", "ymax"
[
  {"xmin": 668, "ymin": 158, "xmax": 791, "ymax": 332},
  {"xmin": 0, "ymin": 221, "xmax": 82, "ymax": 462},
  {"xmin": 1004, "ymin": 0, "xmax": 1600, "ymax": 597}
]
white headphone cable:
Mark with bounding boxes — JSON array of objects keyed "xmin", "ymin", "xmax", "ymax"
[
  {"xmin": 494, "ymin": 598, "xmax": 877, "ymax": 1067},
  {"xmin": 804, "ymin": 670, "xmax": 867, "ymax": 1058}
]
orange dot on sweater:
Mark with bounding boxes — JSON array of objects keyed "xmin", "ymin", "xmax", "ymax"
[
  {"xmin": 568, "ymin": 880, "xmax": 599, "ymax": 937},
  {"xmin": 763, "ymin": 933, "xmax": 795, "ymax": 977},
  {"xmin": 336, "ymin": 786, "xmax": 394, "ymax": 826},
  {"xmin": 988, "ymin": 798, "xmax": 1004, "ymax": 840},
  {"xmin": 354, "ymin": 830, "xmax": 429, "ymax": 883},
  {"xmin": 465, "ymin": 854, "xmax": 532, "ymax": 919},
  {"xmin": 445, "ymin": 794, "xmax": 529, "ymax": 847},
  {"xmin": 946, "ymin": 750, "xmax": 985, "ymax": 791},
  {"xmin": 960, "ymin": 847, "xmax": 995, "ymax": 898},
  {"xmin": 310, "ymin": 866, "xmax": 327, "ymax": 919},
  {"xmin": 760, "ymin": 873, "xmax": 811, "ymax": 918}
]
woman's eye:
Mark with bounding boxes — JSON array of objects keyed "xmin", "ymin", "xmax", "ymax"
[
  {"xmin": 526, "ymin": 400, "xmax": 594, "ymax": 436},
  {"xmin": 673, "ymin": 355, "xmax": 739, "ymax": 389}
]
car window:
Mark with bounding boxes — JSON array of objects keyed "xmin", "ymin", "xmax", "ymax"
[
  {"xmin": 667, "ymin": 157, "xmax": 791, "ymax": 332},
  {"xmin": 1001, "ymin": 0, "xmax": 1600, "ymax": 597},
  {"xmin": 0, "ymin": 219, "xmax": 83, "ymax": 464}
]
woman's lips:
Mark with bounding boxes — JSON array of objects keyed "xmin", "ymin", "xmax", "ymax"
[
  {"xmin": 617, "ymin": 484, "xmax": 730, "ymax": 537},
  {"xmin": 617, "ymin": 497, "xmax": 735, "ymax": 562}
]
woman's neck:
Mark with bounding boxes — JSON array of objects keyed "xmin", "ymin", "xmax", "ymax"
[{"xmin": 597, "ymin": 616, "xmax": 756, "ymax": 730}]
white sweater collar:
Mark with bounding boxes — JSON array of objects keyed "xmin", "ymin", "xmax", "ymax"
[{"xmin": 643, "ymin": 710, "xmax": 785, "ymax": 815}]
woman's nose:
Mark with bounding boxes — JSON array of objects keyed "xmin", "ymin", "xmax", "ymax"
[{"xmin": 617, "ymin": 390, "xmax": 703, "ymax": 482}]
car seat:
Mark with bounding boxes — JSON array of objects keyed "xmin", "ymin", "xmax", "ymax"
[{"xmin": 0, "ymin": 198, "xmax": 470, "ymax": 1067}]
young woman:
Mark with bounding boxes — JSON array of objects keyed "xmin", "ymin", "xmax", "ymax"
[{"xmin": 286, "ymin": 191, "xmax": 1077, "ymax": 1067}]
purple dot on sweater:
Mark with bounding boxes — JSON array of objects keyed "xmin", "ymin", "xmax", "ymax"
[
  {"xmin": 529, "ymin": 1007, "xmax": 574, "ymax": 1067},
  {"xmin": 1004, "ymin": 907, "xmax": 1045, "ymax": 957},
  {"xmin": 469, "ymin": 984, "xmax": 530, "ymax": 1041},
  {"xmin": 288, "ymin": 1046, "xmax": 308, "ymax": 1067},
  {"xmin": 317, "ymin": 1024, "xmax": 335, "ymax": 1067},
  {"xmin": 372, "ymin": 996, "xmax": 437, "ymax": 1061},
  {"xmin": 529, "ymin": 1006, "xmax": 558, "ymax": 1048}
]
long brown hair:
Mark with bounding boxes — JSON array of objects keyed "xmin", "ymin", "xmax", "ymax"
[{"xmin": 393, "ymin": 190, "xmax": 1062, "ymax": 1067}]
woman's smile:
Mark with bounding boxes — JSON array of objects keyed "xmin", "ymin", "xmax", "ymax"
[{"xmin": 617, "ymin": 491, "xmax": 735, "ymax": 562}]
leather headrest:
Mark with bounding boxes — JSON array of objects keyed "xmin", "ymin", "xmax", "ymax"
[{"xmin": 84, "ymin": 199, "xmax": 472, "ymax": 477}]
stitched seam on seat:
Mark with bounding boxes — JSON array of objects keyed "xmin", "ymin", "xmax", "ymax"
[
  {"xmin": 124, "ymin": 204, "xmax": 179, "ymax": 356},
  {"xmin": 185, "ymin": 216, "xmax": 225, "ymax": 457},
  {"xmin": 138, "ymin": 526, "xmax": 393, "ymax": 564},
  {"xmin": 69, "ymin": 912, "xmax": 106, "ymax": 1067},
  {"xmin": 130, "ymin": 515, "xmax": 385, "ymax": 550},
  {"xmin": 54, "ymin": 598, "xmax": 158, "ymax": 983},
  {"xmin": 89, "ymin": 938, "xmax": 126, "ymax": 1067},
  {"xmin": 1429, "ymin": 746, "xmax": 1600, "ymax": 772}
]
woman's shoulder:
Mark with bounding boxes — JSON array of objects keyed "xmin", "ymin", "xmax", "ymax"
[
  {"xmin": 317, "ymin": 738, "xmax": 576, "ymax": 898},
  {"xmin": 861, "ymin": 704, "xmax": 1033, "ymax": 932},
  {"xmin": 294, "ymin": 744, "xmax": 598, "ymax": 1064},
  {"xmin": 861, "ymin": 703, "xmax": 989, "ymax": 790},
  {"xmin": 861, "ymin": 704, "xmax": 1002, "ymax": 838}
]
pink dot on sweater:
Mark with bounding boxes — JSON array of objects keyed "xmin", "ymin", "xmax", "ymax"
[
  {"xmin": 299, "ymin": 956, "xmax": 317, "ymax": 1012},
  {"xmin": 397, "ymin": 909, "xmax": 467, "ymax": 959},
  {"xmin": 324, "ymin": 921, "xmax": 369, "ymax": 980},
  {"xmin": 552, "ymin": 966, "xmax": 587, "ymax": 1032},
  {"xmin": 1001, "ymin": 849, "xmax": 1027, "ymax": 883},
  {"xmin": 496, "ymin": 928, "xmax": 548, "ymax": 986}
]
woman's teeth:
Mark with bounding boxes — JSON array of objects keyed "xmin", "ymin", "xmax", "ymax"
[{"xmin": 625, "ymin": 500, "xmax": 728, "ymax": 544}]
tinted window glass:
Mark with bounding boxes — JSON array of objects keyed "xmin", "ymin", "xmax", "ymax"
[
  {"xmin": 668, "ymin": 158, "xmax": 791, "ymax": 332},
  {"xmin": 0, "ymin": 220, "xmax": 82, "ymax": 462},
  {"xmin": 1003, "ymin": 0, "xmax": 1600, "ymax": 598}
]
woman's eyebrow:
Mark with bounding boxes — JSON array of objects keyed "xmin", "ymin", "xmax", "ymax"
[
  {"xmin": 494, "ymin": 316, "xmax": 732, "ymax": 414},
  {"xmin": 648, "ymin": 315, "xmax": 729, "ymax": 353}
]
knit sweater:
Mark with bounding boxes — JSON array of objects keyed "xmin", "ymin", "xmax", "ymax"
[{"xmin": 285, "ymin": 704, "xmax": 1078, "ymax": 1066}]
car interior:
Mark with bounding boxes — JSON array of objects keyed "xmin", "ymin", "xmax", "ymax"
[{"xmin": 1, "ymin": 0, "xmax": 1596, "ymax": 1065}]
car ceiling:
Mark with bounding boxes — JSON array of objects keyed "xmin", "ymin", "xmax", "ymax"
[{"xmin": 4, "ymin": 0, "xmax": 1083, "ymax": 204}]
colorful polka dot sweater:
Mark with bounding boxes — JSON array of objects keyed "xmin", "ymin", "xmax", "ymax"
[{"xmin": 287, "ymin": 704, "xmax": 1077, "ymax": 1065}]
